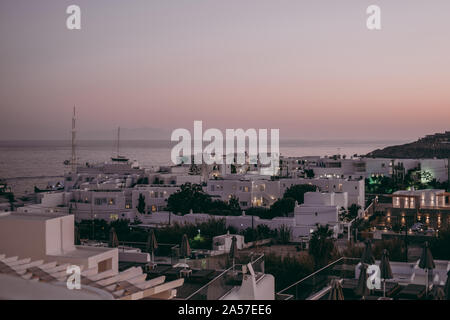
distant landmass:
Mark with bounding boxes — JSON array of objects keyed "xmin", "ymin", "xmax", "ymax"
[{"xmin": 365, "ymin": 131, "xmax": 450, "ymax": 159}]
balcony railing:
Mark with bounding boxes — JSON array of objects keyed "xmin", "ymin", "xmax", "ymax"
[
  {"xmin": 186, "ymin": 253, "xmax": 265, "ymax": 300},
  {"xmin": 276, "ymin": 257, "xmax": 360, "ymax": 300}
]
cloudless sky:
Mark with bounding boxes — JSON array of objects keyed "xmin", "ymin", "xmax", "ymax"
[{"xmin": 1, "ymin": 0, "xmax": 450, "ymax": 140}]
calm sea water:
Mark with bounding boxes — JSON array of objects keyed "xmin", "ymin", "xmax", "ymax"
[{"xmin": 0, "ymin": 139, "xmax": 407, "ymax": 195}]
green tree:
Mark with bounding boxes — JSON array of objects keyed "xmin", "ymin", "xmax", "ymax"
[
  {"xmin": 340, "ymin": 204, "xmax": 361, "ymax": 222},
  {"xmin": 166, "ymin": 183, "xmax": 212, "ymax": 215},
  {"xmin": 264, "ymin": 253, "xmax": 314, "ymax": 292},
  {"xmin": 277, "ymin": 225, "xmax": 292, "ymax": 244},
  {"xmin": 283, "ymin": 184, "xmax": 317, "ymax": 204},
  {"xmin": 430, "ymin": 227, "xmax": 450, "ymax": 260},
  {"xmin": 228, "ymin": 195, "xmax": 241, "ymax": 215},
  {"xmin": 7, "ymin": 193, "xmax": 15, "ymax": 211},
  {"xmin": 270, "ymin": 197, "xmax": 296, "ymax": 217},
  {"xmin": 304, "ymin": 169, "xmax": 315, "ymax": 178},
  {"xmin": 136, "ymin": 193, "xmax": 146, "ymax": 214}
]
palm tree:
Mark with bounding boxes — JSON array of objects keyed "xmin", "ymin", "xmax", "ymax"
[{"xmin": 308, "ymin": 224, "xmax": 336, "ymax": 268}]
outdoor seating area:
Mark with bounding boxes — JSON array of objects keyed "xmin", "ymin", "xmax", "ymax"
[{"xmin": 277, "ymin": 240, "xmax": 450, "ymax": 301}]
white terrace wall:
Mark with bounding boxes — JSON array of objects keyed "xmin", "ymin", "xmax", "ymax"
[{"xmin": 139, "ymin": 212, "xmax": 303, "ymax": 239}]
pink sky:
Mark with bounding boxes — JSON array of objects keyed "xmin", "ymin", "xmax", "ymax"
[{"xmin": 0, "ymin": 0, "xmax": 449, "ymax": 140}]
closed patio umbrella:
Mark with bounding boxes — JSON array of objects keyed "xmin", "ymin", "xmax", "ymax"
[
  {"xmin": 180, "ymin": 234, "xmax": 191, "ymax": 267},
  {"xmin": 379, "ymin": 249, "xmax": 393, "ymax": 297},
  {"xmin": 355, "ymin": 263, "xmax": 370, "ymax": 299},
  {"xmin": 418, "ymin": 241, "xmax": 435, "ymax": 296},
  {"xmin": 328, "ymin": 279, "xmax": 344, "ymax": 300},
  {"xmin": 74, "ymin": 225, "xmax": 81, "ymax": 245},
  {"xmin": 431, "ymin": 287, "xmax": 445, "ymax": 300},
  {"xmin": 109, "ymin": 227, "xmax": 119, "ymax": 248},
  {"xmin": 229, "ymin": 236, "xmax": 238, "ymax": 271},
  {"xmin": 146, "ymin": 229, "xmax": 158, "ymax": 263},
  {"xmin": 361, "ymin": 240, "xmax": 375, "ymax": 265},
  {"xmin": 443, "ymin": 270, "xmax": 450, "ymax": 300}
]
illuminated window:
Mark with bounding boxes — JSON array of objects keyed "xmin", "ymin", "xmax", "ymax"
[{"xmin": 110, "ymin": 214, "xmax": 118, "ymax": 220}]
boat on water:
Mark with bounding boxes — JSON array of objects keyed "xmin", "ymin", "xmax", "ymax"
[
  {"xmin": 111, "ymin": 127, "xmax": 129, "ymax": 163},
  {"xmin": 111, "ymin": 155, "xmax": 129, "ymax": 162}
]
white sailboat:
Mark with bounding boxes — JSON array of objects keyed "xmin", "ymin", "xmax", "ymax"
[{"xmin": 111, "ymin": 127, "xmax": 129, "ymax": 162}]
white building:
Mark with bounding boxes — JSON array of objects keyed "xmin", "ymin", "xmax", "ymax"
[
  {"xmin": 212, "ymin": 234, "xmax": 245, "ymax": 252},
  {"xmin": 132, "ymin": 186, "xmax": 179, "ymax": 213},
  {"xmin": 393, "ymin": 189, "xmax": 449, "ymax": 209},
  {"xmin": 280, "ymin": 178, "xmax": 364, "ymax": 209},
  {"xmin": 208, "ymin": 175, "xmax": 279, "ymax": 208},
  {"xmin": 0, "ymin": 212, "xmax": 119, "ymax": 274},
  {"xmin": 0, "ymin": 212, "xmax": 185, "ymax": 300},
  {"xmin": 293, "ymin": 192, "xmax": 342, "ymax": 238}
]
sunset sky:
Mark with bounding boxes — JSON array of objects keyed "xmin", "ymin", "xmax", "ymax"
[{"xmin": 1, "ymin": 0, "xmax": 450, "ymax": 140}]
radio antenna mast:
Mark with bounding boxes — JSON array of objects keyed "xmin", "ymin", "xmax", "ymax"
[{"xmin": 71, "ymin": 106, "xmax": 76, "ymax": 173}]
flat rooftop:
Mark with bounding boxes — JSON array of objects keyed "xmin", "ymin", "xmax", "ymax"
[
  {"xmin": 0, "ymin": 212, "xmax": 68, "ymax": 221},
  {"xmin": 47, "ymin": 245, "xmax": 117, "ymax": 259}
]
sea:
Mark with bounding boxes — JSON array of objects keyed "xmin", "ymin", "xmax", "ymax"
[{"xmin": 0, "ymin": 139, "xmax": 408, "ymax": 196}]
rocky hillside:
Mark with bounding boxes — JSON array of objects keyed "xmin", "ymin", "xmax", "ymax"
[{"xmin": 365, "ymin": 131, "xmax": 450, "ymax": 159}]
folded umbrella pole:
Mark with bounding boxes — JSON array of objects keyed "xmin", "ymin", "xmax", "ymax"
[
  {"xmin": 418, "ymin": 241, "xmax": 435, "ymax": 297},
  {"xmin": 379, "ymin": 249, "xmax": 393, "ymax": 297}
]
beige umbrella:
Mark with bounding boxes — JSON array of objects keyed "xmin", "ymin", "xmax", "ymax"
[
  {"xmin": 180, "ymin": 234, "xmax": 191, "ymax": 268},
  {"xmin": 74, "ymin": 225, "xmax": 81, "ymax": 245},
  {"xmin": 328, "ymin": 279, "xmax": 344, "ymax": 300},
  {"xmin": 229, "ymin": 236, "xmax": 238, "ymax": 271},
  {"xmin": 355, "ymin": 263, "xmax": 370, "ymax": 299},
  {"xmin": 146, "ymin": 229, "xmax": 158, "ymax": 263}
]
